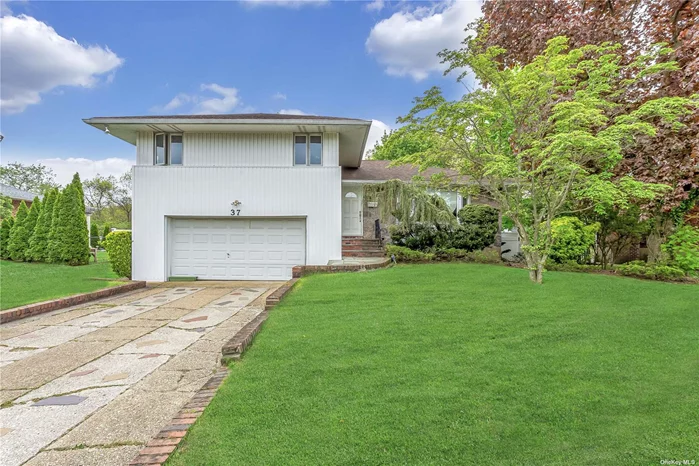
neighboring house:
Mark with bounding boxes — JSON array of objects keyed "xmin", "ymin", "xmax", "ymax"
[
  {"xmin": 1, "ymin": 183, "xmax": 40, "ymax": 215},
  {"xmin": 84, "ymin": 114, "xmax": 519, "ymax": 282}
]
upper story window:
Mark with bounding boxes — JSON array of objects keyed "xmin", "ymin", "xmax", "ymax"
[
  {"xmin": 154, "ymin": 133, "xmax": 183, "ymax": 165},
  {"xmin": 294, "ymin": 134, "xmax": 322, "ymax": 166}
]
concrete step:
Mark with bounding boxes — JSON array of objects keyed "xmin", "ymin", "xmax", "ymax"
[
  {"xmin": 341, "ymin": 243, "xmax": 383, "ymax": 251},
  {"xmin": 343, "ymin": 250, "xmax": 385, "ymax": 258},
  {"xmin": 341, "ymin": 239, "xmax": 382, "ymax": 246}
]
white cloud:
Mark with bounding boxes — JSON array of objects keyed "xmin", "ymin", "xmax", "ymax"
[
  {"xmin": 364, "ymin": 119, "xmax": 392, "ymax": 157},
  {"xmin": 154, "ymin": 84, "xmax": 244, "ymax": 114},
  {"xmin": 243, "ymin": 0, "xmax": 328, "ymax": 7},
  {"xmin": 364, "ymin": 0, "xmax": 385, "ymax": 12},
  {"xmin": 35, "ymin": 157, "xmax": 133, "ymax": 186},
  {"xmin": 160, "ymin": 93, "xmax": 195, "ymax": 112},
  {"xmin": 272, "ymin": 92, "xmax": 287, "ymax": 100},
  {"xmin": 195, "ymin": 83, "xmax": 240, "ymax": 114},
  {"xmin": 0, "ymin": 14, "xmax": 123, "ymax": 114},
  {"xmin": 278, "ymin": 108, "xmax": 307, "ymax": 115},
  {"xmin": 365, "ymin": 0, "xmax": 481, "ymax": 81}
]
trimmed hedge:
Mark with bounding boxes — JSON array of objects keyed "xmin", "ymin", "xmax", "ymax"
[
  {"xmin": 103, "ymin": 230, "xmax": 132, "ymax": 278},
  {"xmin": 615, "ymin": 261, "xmax": 686, "ymax": 281},
  {"xmin": 387, "ymin": 245, "xmax": 501, "ymax": 264}
]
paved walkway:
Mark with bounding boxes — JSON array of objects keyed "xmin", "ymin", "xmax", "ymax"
[{"xmin": 0, "ymin": 282, "xmax": 281, "ymax": 466}]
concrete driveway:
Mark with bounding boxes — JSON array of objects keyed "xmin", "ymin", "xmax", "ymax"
[{"xmin": 0, "ymin": 282, "xmax": 281, "ymax": 466}]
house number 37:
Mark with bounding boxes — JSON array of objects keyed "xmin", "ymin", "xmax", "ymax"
[{"xmin": 231, "ymin": 201, "xmax": 242, "ymax": 216}]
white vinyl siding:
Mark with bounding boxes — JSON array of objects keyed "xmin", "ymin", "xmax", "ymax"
[
  {"xmin": 132, "ymin": 166, "xmax": 341, "ymax": 281},
  {"xmin": 322, "ymin": 132, "xmax": 339, "ymax": 166},
  {"xmin": 135, "ymin": 132, "xmax": 339, "ymax": 167},
  {"xmin": 170, "ymin": 218, "xmax": 305, "ymax": 280},
  {"xmin": 136, "ymin": 131, "xmax": 154, "ymax": 165}
]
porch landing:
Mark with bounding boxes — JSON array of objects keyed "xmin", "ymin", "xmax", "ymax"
[{"xmin": 327, "ymin": 257, "xmax": 387, "ymax": 266}]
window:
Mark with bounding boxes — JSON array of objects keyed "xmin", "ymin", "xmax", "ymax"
[
  {"xmin": 155, "ymin": 134, "xmax": 166, "ymax": 165},
  {"xmin": 294, "ymin": 135, "xmax": 307, "ymax": 165},
  {"xmin": 169, "ymin": 135, "xmax": 183, "ymax": 165},
  {"xmin": 293, "ymin": 133, "xmax": 322, "ymax": 166},
  {"xmin": 153, "ymin": 133, "xmax": 183, "ymax": 165}
]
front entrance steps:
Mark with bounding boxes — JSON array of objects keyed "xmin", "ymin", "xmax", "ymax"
[{"xmin": 341, "ymin": 236, "xmax": 384, "ymax": 258}]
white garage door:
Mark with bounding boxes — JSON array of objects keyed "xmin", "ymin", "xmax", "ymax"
[{"xmin": 169, "ymin": 218, "xmax": 305, "ymax": 280}]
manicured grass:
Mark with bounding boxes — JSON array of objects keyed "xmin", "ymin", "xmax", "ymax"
[
  {"xmin": 169, "ymin": 264, "xmax": 698, "ymax": 465},
  {"xmin": 0, "ymin": 252, "xmax": 121, "ymax": 310}
]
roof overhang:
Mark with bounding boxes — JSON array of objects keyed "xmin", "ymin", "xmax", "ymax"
[{"xmin": 83, "ymin": 116, "xmax": 372, "ymax": 167}]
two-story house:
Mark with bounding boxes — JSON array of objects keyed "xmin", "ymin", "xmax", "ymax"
[
  {"xmin": 85, "ymin": 113, "xmax": 520, "ymax": 281},
  {"xmin": 84, "ymin": 114, "xmax": 376, "ymax": 281}
]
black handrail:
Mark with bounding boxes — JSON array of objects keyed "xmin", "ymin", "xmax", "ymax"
[{"xmin": 374, "ymin": 219, "xmax": 382, "ymax": 244}]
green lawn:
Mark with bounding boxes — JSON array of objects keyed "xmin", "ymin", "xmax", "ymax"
[
  {"xmin": 0, "ymin": 251, "xmax": 121, "ymax": 310},
  {"xmin": 169, "ymin": 264, "xmax": 698, "ymax": 465}
]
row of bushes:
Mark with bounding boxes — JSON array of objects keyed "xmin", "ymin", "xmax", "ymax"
[
  {"xmin": 390, "ymin": 204, "xmax": 499, "ymax": 252},
  {"xmin": 387, "ymin": 245, "xmax": 502, "ymax": 264},
  {"xmin": 0, "ymin": 174, "xmax": 91, "ymax": 266},
  {"xmin": 615, "ymin": 261, "xmax": 687, "ymax": 281},
  {"xmin": 527, "ymin": 216, "xmax": 699, "ymax": 277}
]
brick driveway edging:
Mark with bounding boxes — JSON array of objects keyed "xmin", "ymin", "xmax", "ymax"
[
  {"xmin": 292, "ymin": 257, "xmax": 391, "ymax": 278},
  {"xmin": 129, "ymin": 369, "xmax": 229, "ymax": 466},
  {"xmin": 0, "ymin": 281, "xmax": 147, "ymax": 324},
  {"xmin": 221, "ymin": 278, "xmax": 299, "ymax": 363},
  {"xmin": 129, "ymin": 279, "xmax": 299, "ymax": 465}
]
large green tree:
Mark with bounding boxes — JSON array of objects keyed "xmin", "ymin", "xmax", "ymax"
[
  {"xmin": 22, "ymin": 197, "xmax": 42, "ymax": 261},
  {"xmin": 82, "ymin": 172, "xmax": 132, "ymax": 224},
  {"xmin": 480, "ymin": 0, "xmax": 699, "ymax": 261},
  {"xmin": 70, "ymin": 172, "xmax": 86, "ymax": 214},
  {"xmin": 7, "ymin": 201, "xmax": 30, "ymax": 261},
  {"xmin": 0, "ymin": 162, "xmax": 58, "ymax": 195},
  {"xmin": 61, "ymin": 185, "xmax": 90, "ymax": 265},
  {"xmin": 0, "ymin": 195, "xmax": 13, "ymax": 219},
  {"xmin": 396, "ymin": 36, "xmax": 696, "ymax": 283},
  {"xmin": 0, "ymin": 216, "xmax": 14, "ymax": 260},
  {"xmin": 28, "ymin": 189, "xmax": 57, "ymax": 262},
  {"xmin": 369, "ymin": 128, "xmax": 441, "ymax": 163},
  {"xmin": 47, "ymin": 190, "xmax": 64, "ymax": 263}
]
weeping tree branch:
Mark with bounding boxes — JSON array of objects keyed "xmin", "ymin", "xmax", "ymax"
[{"xmin": 363, "ymin": 179, "xmax": 458, "ymax": 228}]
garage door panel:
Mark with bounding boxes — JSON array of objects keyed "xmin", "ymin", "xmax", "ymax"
[
  {"xmin": 286, "ymin": 234, "xmax": 304, "ymax": 244},
  {"xmin": 287, "ymin": 251, "xmax": 304, "ymax": 262},
  {"xmin": 170, "ymin": 218, "xmax": 305, "ymax": 280},
  {"xmin": 211, "ymin": 234, "xmax": 227, "ymax": 244},
  {"xmin": 230, "ymin": 234, "xmax": 246, "ymax": 244},
  {"xmin": 249, "ymin": 235, "xmax": 265, "ymax": 244},
  {"xmin": 193, "ymin": 234, "xmax": 209, "ymax": 243},
  {"xmin": 174, "ymin": 233, "xmax": 190, "ymax": 243}
]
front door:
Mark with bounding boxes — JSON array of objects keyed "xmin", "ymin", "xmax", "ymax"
[{"xmin": 342, "ymin": 188, "xmax": 362, "ymax": 236}]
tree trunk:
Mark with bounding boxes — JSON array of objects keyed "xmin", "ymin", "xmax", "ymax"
[
  {"xmin": 524, "ymin": 250, "xmax": 546, "ymax": 284},
  {"xmin": 647, "ymin": 217, "xmax": 673, "ymax": 263}
]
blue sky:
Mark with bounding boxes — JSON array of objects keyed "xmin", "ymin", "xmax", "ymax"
[{"xmin": 0, "ymin": 0, "xmax": 481, "ymax": 185}]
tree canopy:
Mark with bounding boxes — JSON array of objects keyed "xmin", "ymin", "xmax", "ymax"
[
  {"xmin": 480, "ymin": 0, "xmax": 699, "ymax": 215},
  {"xmin": 368, "ymin": 128, "xmax": 441, "ymax": 164},
  {"xmin": 0, "ymin": 162, "xmax": 58, "ymax": 195},
  {"xmin": 395, "ymin": 35, "xmax": 697, "ymax": 282}
]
